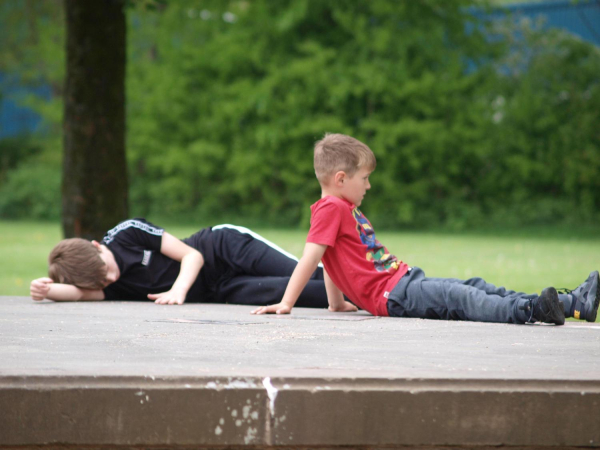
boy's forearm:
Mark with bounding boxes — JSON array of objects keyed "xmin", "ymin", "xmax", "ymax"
[
  {"xmin": 251, "ymin": 243, "xmax": 326, "ymax": 315},
  {"xmin": 280, "ymin": 255, "xmax": 321, "ymax": 309},
  {"xmin": 324, "ymin": 270, "xmax": 345, "ymax": 308},
  {"xmin": 46, "ymin": 284, "xmax": 102, "ymax": 302},
  {"xmin": 171, "ymin": 251, "xmax": 204, "ymax": 296}
]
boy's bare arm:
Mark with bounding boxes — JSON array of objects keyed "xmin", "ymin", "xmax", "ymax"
[
  {"xmin": 324, "ymin": 270, "xmax": 357, "ymax": 312},
  {"xmin": 251, "ymin": 242, "xmax": 327, "ymax": 315},
  {"xmin": 30, "ymin": 278, "xmax": 104, "ymax": 302},
  {"xmin": 147, "ymin": 232, "xmax": 204, "ymax": 305}
]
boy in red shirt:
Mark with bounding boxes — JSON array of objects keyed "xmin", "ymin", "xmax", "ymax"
[{"xmin": 252, "ymin": 133, "xmax": 599, "ymax": 325}]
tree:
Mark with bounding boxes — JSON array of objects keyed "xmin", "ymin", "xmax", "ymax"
[{"xmin": 62, "ymin": 0, "xmax": 128, "ymax": 239}]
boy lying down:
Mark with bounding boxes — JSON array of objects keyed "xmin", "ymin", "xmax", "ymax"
[{"xmin": 30, "ymin": 218, "xmax": 334, "ymax": 309}]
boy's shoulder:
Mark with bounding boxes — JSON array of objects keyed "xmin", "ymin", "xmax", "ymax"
[
  {"xmin": 310, "ymin": 196, "xmax": 355, "ymax": 227},
  {"xmin": 103, "ymin": 217, "xmax": 164, "ymax": 246},
  {"xmin": 311, "ymin": 195, "xmax": 354, "ymax": 212}
]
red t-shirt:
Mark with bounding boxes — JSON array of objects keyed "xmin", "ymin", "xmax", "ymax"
[{"xmin": 306, "ymin": 196, "xmax": 409, "ymax": 316}]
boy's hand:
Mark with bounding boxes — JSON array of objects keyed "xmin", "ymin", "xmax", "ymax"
[
  {"xmin": 30, "ymin": 277, "xmax": 53, "ymax": 301},
  {"xmin": 251, "ymin": 302, "xmax": 292, "ymax": 315},
  {"xmin": 328, "ymin": 301, "xmax": 358, "ymax": 313},
  {"xmin": 148, "ymin": 289, "xmax": 186, "ymax": 305},
  {"xmin": 251, "ymin": 243, "xmax": 326, "ymax": 316}
]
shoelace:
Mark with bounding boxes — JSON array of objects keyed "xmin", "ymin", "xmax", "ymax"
[{"xmin": 518, "ymin": 299, "xmax": 535, "ymax": 322}]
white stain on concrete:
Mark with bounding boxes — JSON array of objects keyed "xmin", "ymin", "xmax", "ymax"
[
  {"xmin": 313, "ymin": 386, "xmax": 331, "ymax": 391},
  {"xmin": 262, "ymin": 377, "xmax": 278, "ymax": 415},
  {"xmin": 224, "ymin": 378, "xmax": 258, "ymax": 389},
  {"xmin": 244, "ymin": 426, "xmax": 257, "ymax": 444},
  {"xmin": 214, "ymin": 425, "xmax": 222, "ymax": 435},
  {"xmin": 204, "ymin": 378, "xmax": 260, "ymax": 390},
  {"xmin": 242, "ymin": 405, "xmax": 251, "ymax": 419}
]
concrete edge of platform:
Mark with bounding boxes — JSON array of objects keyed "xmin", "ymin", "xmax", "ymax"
[
  {"xmin": 2, "ymin": 375, "xmax": 600, "ymax": 391},
  {"xmin": 1, "ymin": 375, "xmax": 599, "ymax": 448}
]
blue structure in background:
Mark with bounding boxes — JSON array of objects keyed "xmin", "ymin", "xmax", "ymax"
[
  {"xmin": 499, "ymin": 0, "xmax": 600, "ymax": 45},
  {"xmin": 0, "ymin": 74, "xmax": 51, "ymax": 139},
  {"xmin": 0, "ymin": 0, "xmax": 598, "ymax": 139}
]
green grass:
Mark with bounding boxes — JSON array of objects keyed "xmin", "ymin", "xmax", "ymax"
[
  {"xmin": 2, "ymin": 220, "xmax": 598, "ymax": 321},
  {"xmin": 0, "ymin": 221, "xmax": 63, "ymax": 296}
]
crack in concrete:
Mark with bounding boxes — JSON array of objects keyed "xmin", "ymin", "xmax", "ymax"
[{"xmin": 146, "ymin": 319, "xmax": 262, "ymax": 325}]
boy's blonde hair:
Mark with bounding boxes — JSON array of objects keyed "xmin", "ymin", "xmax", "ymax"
[
  {"xmin": 314, "ymin": 133, "xmax": 376, "ymax": 185},
  {"xmin": 48, "ymin": 238, "xmax": 107, "ymax": 290}
]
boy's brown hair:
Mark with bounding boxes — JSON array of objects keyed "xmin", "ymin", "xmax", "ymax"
[
  {"xmin": 48, "ymin": 238, "xmax": 107, "ymax": 290},
  {"xmin": 314, "ymin": 133, "xmax": 376, "ymax": 185}
]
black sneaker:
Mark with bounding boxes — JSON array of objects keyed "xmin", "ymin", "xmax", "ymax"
[
  {"xmin": 558, "ymin": 271, "xmax": 599, "ymax": 322},
  {"xmin": 531, "ymin": 287, "xmax": 565, "ymax": 325}
]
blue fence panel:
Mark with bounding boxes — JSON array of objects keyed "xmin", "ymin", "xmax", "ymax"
[
  {"xmin": 0, "ymin": 74, "xmax": 51, "ymax": 139},
  {"xmin": 503, "ymin": 0, "xmax": 600, "ymax": 46}
]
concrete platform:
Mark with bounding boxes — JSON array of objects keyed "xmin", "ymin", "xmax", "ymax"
[{"xmin": 1, "ymin": 296, "xmax": 599, "ymax": 448}]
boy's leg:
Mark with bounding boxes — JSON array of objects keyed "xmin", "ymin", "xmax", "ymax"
[
  {"xmin": 215, "ymin": 275, "xmax": 328, "ymax": 308},
  {"xmin": 426, "ymin": 276, "xmax": 517, "ymax": 297},
  {"xmin": 213, "ymin": 226, "xmax": 323, "ymax": 280},
  {"xmin": 432, "ymin": 272, "xmax": 600, "ymax": 321},
  {"xmin": 559, "ymin": 293, "xmax": 573, "ymax": 317},
  {"xmin": 389, "ymin": 268, "xmax": 541, "ymax": 324}
]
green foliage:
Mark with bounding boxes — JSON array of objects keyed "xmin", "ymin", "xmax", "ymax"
[
  {"xmin": 0, "ymin": 0, "xmax": 64, "ymax": 92},
  {"xmin": 1, "ymin": 0, "xmax": 599, "ymax": 230},
  {"xmin": 127, "ymin": 0, "xmax": 500, "ymax": 227},
  {"xmin": 0, "ymin": 133, "xmax": 61, "ymax": 221},
  {"xmin": 0, "ymin": 135, "xmax": 41, "ymax": 183},
  {"xmin": 477, "ymin": 18, "xmax": 600, "ymax": 228},
  {"xmin": 0, "ymin": 162, "xmax": 60, "ymax": 219},
  {"xmin": 0, "ymin": 0, "xmax": 63, "ymax": 221}
]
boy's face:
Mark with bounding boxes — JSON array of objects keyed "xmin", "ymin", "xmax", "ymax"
[
  {"xmin": 341, "ymin": 167, "xmax": 372, "ymax": 207},
  {"xmin": 93, "ymin": 242, "xmax": 121, "ymax": 287}
]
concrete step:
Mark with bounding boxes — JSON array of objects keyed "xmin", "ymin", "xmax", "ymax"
[
  {"xmin": 2, "ymin": 375, "xmax": 600, "ymax": 447},
  {"xmin": 1, "ymin": 297, "xmax": 599, "ymax": 448}
]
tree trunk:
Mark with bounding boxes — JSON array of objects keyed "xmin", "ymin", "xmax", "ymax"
[{"xmin": 62, "ymin": 0, "xmax": 127, "ymax": 240}]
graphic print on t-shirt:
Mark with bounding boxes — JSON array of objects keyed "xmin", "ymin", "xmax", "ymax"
[
  {"xmin": 351, "ymin": 207, "xmax": 399, "ymax": 272},
  {"xmin": 102, "ymin": 219, "xmax": 164, "ymax": 245},
  {"xmin": 141, "ymin": 250, "xmax": 152, "ymax": 266}
]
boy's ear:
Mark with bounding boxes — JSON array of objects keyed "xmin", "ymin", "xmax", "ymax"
[
  {"xmin": 333, "ymin": 171, "xmax": 346, "ymax": 187},
  {"xmin": 91, "ymin": 240, "xmax": 102, "ymax": 251}
]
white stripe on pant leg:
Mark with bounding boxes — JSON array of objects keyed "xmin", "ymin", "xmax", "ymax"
[{"xmin": 212, "ymin": 224, "xmax": 323, "ymax": 268}]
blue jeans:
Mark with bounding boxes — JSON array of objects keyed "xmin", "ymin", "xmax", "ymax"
[{"xmin": 386, "ymin": 267, "xmax": 564, "ymax": 324}]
